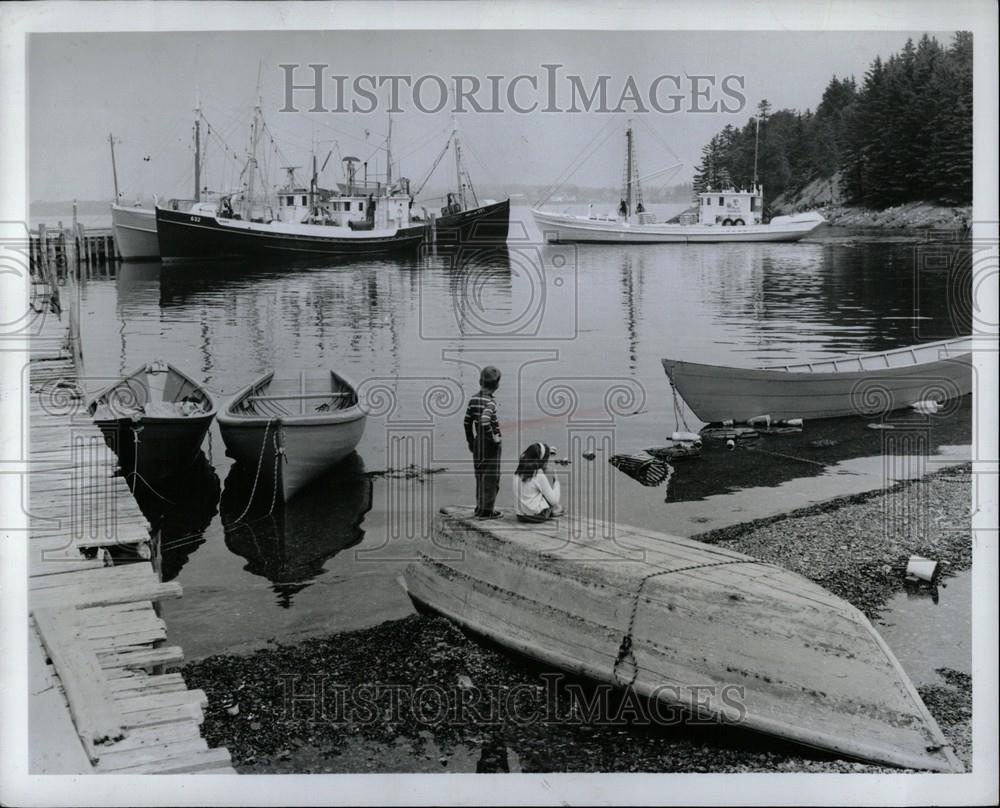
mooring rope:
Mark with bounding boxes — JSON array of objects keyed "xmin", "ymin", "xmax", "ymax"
[
  {"xmin": 669, "ymin": 380, "xmax": 693, "ymax": 435},
  {"xmin": 126, "ymin": 425, "xmax": 176, "ymax": 504},
  {"xmin": 612, "ymin": 559, "xmax": 763, "ymax": 688},
  {"xmin": 225, "ymin": 418, "xmax": 280, "ymax": 527}
]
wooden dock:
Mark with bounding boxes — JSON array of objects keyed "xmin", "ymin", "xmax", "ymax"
[
  {"xmin": 27, "ymin": 270, "xmax": 234, "ymax": 774},
  {"xmin": 31, "ymin": 221, "xmax": 119, "ymax": 278}
]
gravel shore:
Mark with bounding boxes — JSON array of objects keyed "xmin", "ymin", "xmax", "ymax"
[{"xmin": 182, "ymin": 466, "xmax": 973, "ymax": 773}]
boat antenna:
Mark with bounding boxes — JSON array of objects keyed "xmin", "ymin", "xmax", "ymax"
[
  {"xmin": 752, "ymin": 115, "xmax": 760, "ymax": 189},
  {"xmin": 108, "ymin": 133, "xmax": 120, "ymax": 202}
]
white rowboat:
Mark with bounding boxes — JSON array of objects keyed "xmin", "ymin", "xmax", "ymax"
[
  {"xmin": 217, "ymin": 371, "xmax": 367, "ymax": 502},
  {"xmin": 662, "ymin": 337, "xmax": 973, "ymax": 423},
  {"xmin": 404, "ymin": 508, "xmax": 963, "ymax": 772}
]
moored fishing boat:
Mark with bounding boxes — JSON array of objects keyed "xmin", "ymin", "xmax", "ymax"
[
  {"xmin": 88, "ymin": 360, "xmax": 216, "ymax": 484},
  {"xmin": 404, "ymin": 507, "xmax": 963, "ymax": 773},
  {"xmin": 531, "ymin": 122, "xmax": 824, "ymax": 244},
  {"xmin": 110, "ymin": 204, "xmax": 159, "ymax": 260},
  {"xmin": 413, "ymin": 123, "xmax": 510, "ymax": 243},
  {"xmin": 156, "ymin": 200, "xmax": 427, "ymax": 262},
  {"xmin": 157, "ymin": 103, "xmax": 427, "ymax": 262},
  {"xmin": 662, "ymin": 336, "xmax": 973, "ymax": 423},
  {"xmin": 217, "ymin": 370, "xmax": 367, "ymax": 502}
]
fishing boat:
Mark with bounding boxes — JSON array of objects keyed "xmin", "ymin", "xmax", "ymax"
[
  {"xmin": 217, "ymin": 370, "xmax": 367, "ymax": 502},
  {"xmin": 110, "ymin": 204, "xmax": 159, "ymax": 260},
  {"xmin": 157, "ymin": 105, "xmax": 426, "ymax": 262},
  {"xmin": 88, "ymin": 360, "xmax": 217, "ymax": 484},
  {"xmin": 404, "ymin": 508, "xmax": 963, "ymax": 773},
  {"xmin": 662, "ymin": 336, "xmax": 973, "ymax": 424},
  {"xmin": 413, "ymin": 124, "xmax": 510, "ymax": 243},
  {"xmin": 531, "ymin": 123, "xmax": 824, "ymax": 244}
]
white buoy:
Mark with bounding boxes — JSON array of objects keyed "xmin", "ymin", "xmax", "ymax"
[{"xmin": 912, "ymin": 400, "xmax": 940, "ymax": 414}]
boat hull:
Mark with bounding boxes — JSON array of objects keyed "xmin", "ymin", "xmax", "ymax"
[
  {"xmin": 88, "ymin": 361, "xmax": 216, "ymax": 483},
  {"xmin": 662, "ymin": 341, "xmax": 973, "ymax": 423},
  {"xmin": 404, "ymin": 508, "xmax": 962, "ymax": 773},
  {"xmin": 156, "ymin": 206, "xmax": 427, "ymax": 263},
  {"xmin": 111, "ymin": 205, "xmax": 159, "ymax": 260},
  {"xmin": 219, "ymin": 416, "xmax": 367, "ymax": 501},
  {"xmin": 93, "ymin": 414, "xmax": 214, "ymax": 483},
  {"xmin": 435, "ymin": 199, "xmax": 511, "ymax": 243},
  {"xmin": 531, "ymin": 209, "xmax": 824, "ymax": 243}
]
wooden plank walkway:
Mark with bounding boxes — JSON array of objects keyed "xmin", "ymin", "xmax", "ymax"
[{"xmin": 27, "ymin": 277, "xmax": 235, "ymax": 775}]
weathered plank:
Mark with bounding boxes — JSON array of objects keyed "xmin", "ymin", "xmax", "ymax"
[{"xmin": 33, "ymin": 609, "xmax": 127, "ymax": 755}]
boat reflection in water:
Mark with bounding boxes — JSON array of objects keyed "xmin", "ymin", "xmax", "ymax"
[
  {"xmin": 663, "ymin": 397, "xmax": 972, "ymax": 503},
  {"xmin": 220, "ymin": 452, "xmax": 373, "ymax": 607},
  {"xmin": 120, "ymin": 450, "xmax": 221, "ymax": 581}
]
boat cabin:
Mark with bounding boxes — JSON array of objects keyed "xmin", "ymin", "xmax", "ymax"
[{"xmin": 697, "ymin": 186, "xmax": 763, "ymax": 226}]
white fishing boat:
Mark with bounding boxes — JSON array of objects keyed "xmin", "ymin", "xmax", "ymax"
[
  {"xmin": 404, "ymin": 507, "xmax": 963, "ymax": 773},
  {"xmin": 110, "ymin": 203, "xmax": 159, "ymax": 260},
  {"xmin": 532, "ymin": 123, "xmax": 824, "ymax": 244},
  {"xmin": 662, "ymin": 336, "xmax": 973, "ymax": 423},
  {"xmin": 217, "ymin": 370, "xmax": 367, "ymax": 502}
]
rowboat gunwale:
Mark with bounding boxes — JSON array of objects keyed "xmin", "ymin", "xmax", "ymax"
[
  {"xmin": 87, "ymin": 361, "xmax": 217, "ymax": 424},
  {"xmin": 217, "ymin": 370, "xmax": 366, "ymax": 428}
]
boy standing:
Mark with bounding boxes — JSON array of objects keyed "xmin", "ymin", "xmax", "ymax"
[{"xmin": 464, "ymin": 366, "xmax": 502, "ymax": 519}]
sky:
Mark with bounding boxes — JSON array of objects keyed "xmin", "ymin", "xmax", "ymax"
[{"xmin": 27, "ymin": 29, "xmax": 956, "ymax": 202}]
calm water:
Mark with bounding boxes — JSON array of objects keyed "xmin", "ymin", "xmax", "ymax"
[{"xmin": 75, "ymin": 206, "xmax": 971, "ymax": 658}]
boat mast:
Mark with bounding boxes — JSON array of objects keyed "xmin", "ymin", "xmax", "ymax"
[
  {"xmin": 752, "ymin": 116, "xmax": 760, "ymax": 189},
  {"xmin": 194, "ymin": 92, "xmax": 201, "ymax": 202},
  {"xmin": 624, "ymin": 123, "xmax": 633, "ymax": 218},
  {"xmin": 108, "ymin": 133, "xmax": 120, "ymax": 202},
  {"xmin": 452, "ymin": 119, "xmax": 465, "ymax": 211},
  {"xmin": 386, "ymin": 115, "xmax": 393, "ymax": 189}
]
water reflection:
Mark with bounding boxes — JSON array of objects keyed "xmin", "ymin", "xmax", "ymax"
[
  {"xmin": 125, "ymin": 450, "xmax": 221, "ymax": 582},
  {"xmin": 220, "ymin": 453, "xmax": 373, "ymax": 607},
  {"xmin": 663, "ymin": 399, "xmax": 972, "ymax": 502}
]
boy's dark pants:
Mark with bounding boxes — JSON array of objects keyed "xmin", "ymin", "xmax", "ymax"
[{"xmin": 473, "ymin": 444, "xmax": 501, "ymax": 515}]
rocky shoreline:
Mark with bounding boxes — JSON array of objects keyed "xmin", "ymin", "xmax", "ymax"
[
  {"xmin": 815, "ymin": 202, "xmax": 972, "ymax": 231},
  {"xmin": 181, "ymin": 465, "xmax": 973, "ymax": 774}
]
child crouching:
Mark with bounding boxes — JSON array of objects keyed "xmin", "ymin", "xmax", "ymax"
[{"xmin": 513, "ymin": 442, "xmax": 563, "ymax": 523}]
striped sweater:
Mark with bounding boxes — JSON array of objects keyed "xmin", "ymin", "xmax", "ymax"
[{"xmin": 464, "ymin": 389, "xmax": 501, "ymax": 451}]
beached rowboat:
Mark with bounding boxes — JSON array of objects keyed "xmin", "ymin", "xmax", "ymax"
[
  {"xmin": 217, "ymin": 370, "xmax": 366, "ymax": 502},
  {"xmin": 662, "ymin": 336, "xmax": 973, "ymax": 423},
  {"xmin": 404, "ymin": 508, "xmax": 963, "ymax": 772},
  {"xmin": 88, "ymin": 361, "xmax": 216, "ymax": 483}
]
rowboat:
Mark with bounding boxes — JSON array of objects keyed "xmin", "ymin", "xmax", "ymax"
[
  {"xmin": 404, "ymin": 508, "xmax": 963, "ymax": 772},
  {"xmin": 662, "ymin": 337, "xmax": 973, "ymax": 423},
  {"xmin": 217, "ymin": 370, "xmax": 367, "ymax": 502},
  {"xmin": 88, "ymin": 361, "xmax": 216, "ymax": 484}
]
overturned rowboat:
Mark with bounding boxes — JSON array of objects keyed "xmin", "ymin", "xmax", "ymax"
[
  {"xmin": 88, "ymin": 360, "xmax": 216, "ymax": 484},
  {"xmin": 404, "ymin": 508, "xmax": 963, "ymax": 772},
  {"xmin": 217, "ymin": 370, "xmax": 366, "ymax": 502},
  {"xmin": 662, "ymin": 336, "xmax": 973, "ymax": 423}
]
